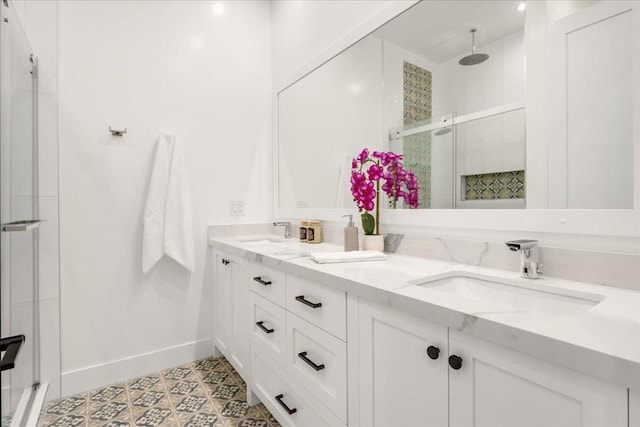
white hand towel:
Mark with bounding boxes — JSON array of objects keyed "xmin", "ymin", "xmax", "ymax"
[
  {"xmin": 335, "ymin": 154, "xmax": 353, "ymax": 208},
  {"xmin": 142, "ymin": 133, "xmax": 195, "ymax": 274},
  {"xmin": 310, "ymin": 250, "xmax": 386, "ymax": 264}
]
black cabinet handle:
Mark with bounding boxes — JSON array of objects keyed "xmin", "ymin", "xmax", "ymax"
[
  {"xmin": 295, "ymin": 295, "xmax": 322, "ymax": 309},
  {"xmin": 298, "ymin": 351, "xmax": 325, "ymax": 371},
  {"xmin": 427, "ymin": 346, "xmax": 440, "ymax": 360},
  {"xmin": 255, "ymin": 321, "xmax": 274, "ymax": 334},
  {"xmin": 448, "ymin": 355, "xmax": 463, "ymax": 370},
  {"xmin": 221, "ymin": 259, "xmax": 229, "ymax": 265},
  {"xmin": 253, "ymin": 276, "xmax": 272, "ymax": 286},
  {"xmin": 275, "ymin": 394, "xmax": 297, "ymax": 415}
]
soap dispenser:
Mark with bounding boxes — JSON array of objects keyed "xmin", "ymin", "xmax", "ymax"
[{"xmin": 343, "ymin": 214, "xmax": 359, "ymax": 252}]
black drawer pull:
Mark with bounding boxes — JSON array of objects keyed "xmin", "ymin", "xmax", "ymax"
[
  {"xmin": 253, "ymin": 276, "xmax": 272, "ymax": 286},
  {"xmin": 256, "ymin": 321, "xmax": 274, "ymax": 334},
  {"xmin": 221, "ymin": 259, "xmax": 229, "ymax": 265},
  {"xmin": 275, "ymin": 394, "xmax": 297, "ymax": 415},
  {"xmin": 295, "ymin": 295, "xmax": 322, "ymax": 309},
  {"xmin": 298, "ymin": 351, "xmax": 325, "ymax": 371}
]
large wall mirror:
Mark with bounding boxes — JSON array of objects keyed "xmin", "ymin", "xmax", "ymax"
[{"xmin": 277, "ymin": 0, "xmax": 638, "ymax": 213}]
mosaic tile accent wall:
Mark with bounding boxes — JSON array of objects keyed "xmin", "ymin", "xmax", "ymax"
[
  {"xmin": 464, "ymin": 170, "xmax": 525, "ymax": 200},
  {"xmin": 403, "ymin": 61, "xmax": 432, "ymax": 209}
]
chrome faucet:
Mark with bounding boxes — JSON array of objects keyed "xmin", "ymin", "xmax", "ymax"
[
  {"xmin": 505, "ymin": 240, "xmax": 541, "ymax": 279},
  {"xmin": 273, "ymin": 221, "xmax": 291, "ymax": 239}
]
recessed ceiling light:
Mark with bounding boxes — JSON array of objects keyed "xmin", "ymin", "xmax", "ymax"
[
  {"xmin": 517, "ymin": 2, "xmax": 526, "ymax": 12},
  {"xmin": 212, "ymin": 2, "xmax": 226, "ymax": 16}
]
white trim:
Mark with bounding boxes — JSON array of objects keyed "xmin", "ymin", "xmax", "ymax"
[
  {"xmin": 60, "ymin": 338, "xmax": 212, "ymax": 397},
  {"xmin": 9, "ymin": 388, "xmax": 32, "ymax": 427},
  {"xmin": 24, "ymin": 383, "xmax": 47, "ymax": 427},
  {"xmin": 275, "ymin": 208, "xmax": 640, "ymax": 241},
  {"xmin": 456, "ymin": 199, "xmax": 525, "ymax": 210},
  {"xmin": 273, "ymin": 1, "xmax": 419, "ymax": 94}
]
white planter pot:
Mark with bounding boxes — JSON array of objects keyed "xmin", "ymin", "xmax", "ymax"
[{"xmin": 362, "ymin": 234, "xmax": 384, "ymax": 252}]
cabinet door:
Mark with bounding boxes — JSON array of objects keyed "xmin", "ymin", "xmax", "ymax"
[
  {"xmin": 214, "ymin": 252, "xmax": 233, "ymax": 357},
  {"xmin": 230, "ymin": 255, "xmax": 250, "ymax": 381},
  {"xmin": 213, "ymin": 251, "xmax": 250, "ymax": 381},
  {"xmin": 358, "ymin": 299, "xmax": 448, "ymax": 427},
  {"xmin": 449, "ymin": 330, "xmax": 628, "ymax": 427}
]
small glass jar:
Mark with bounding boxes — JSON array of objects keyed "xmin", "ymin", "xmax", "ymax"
[
  {"xmin": 307, "ymin": 220, "xmax": 322, "ymax": 244},
  {"xmin": 299, "ymin": 221, "xmax": 309, "ymax": 242}
]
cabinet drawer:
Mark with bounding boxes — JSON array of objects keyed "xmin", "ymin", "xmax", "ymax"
[
  {"xmin": 286, "ymin": 275, "xmax": 346, "ymax": 340},
  {"xmin": 250, "ymin": 262, "xmax": 286, "ymax": 307},
  {"xmin": 250, "ymin": 292, "xmax": 286, "ymax": 368},
  {"xmin": 286, "ymin": 312, "xmax": 347, "ymax": 423},
  {"xmin": 252, "ymin": 351, "xmax": 346, "ymax": 427}
]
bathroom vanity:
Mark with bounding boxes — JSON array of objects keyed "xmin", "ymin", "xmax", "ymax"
[{"xmin": 210, "ymin": 236, "xmax": 640, "ymax": 427}]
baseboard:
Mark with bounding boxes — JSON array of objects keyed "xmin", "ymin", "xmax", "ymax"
[
  {"xmin": 25, "ymin": 383, "xmax": 48, "ymax": 427},
  {"xmin": 61, "ymin": 338, "xmax": 213, "ymax": 397}
]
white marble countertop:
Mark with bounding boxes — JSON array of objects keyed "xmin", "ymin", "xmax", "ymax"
[{"xmin": 209, "ymin": 236, "xmax": 640, "ymax": 391}]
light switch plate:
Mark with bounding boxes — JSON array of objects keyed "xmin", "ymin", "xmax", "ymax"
[{"xmin": 230, "ymin": 201, "xmax": 245, "ymax": 216}]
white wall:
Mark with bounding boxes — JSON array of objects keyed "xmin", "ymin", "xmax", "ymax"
[
  {"xmin": 57, "ymin": 0, "xmax": 271, "ymax": 395},
  {"xmin": 437, "ymin": 30, "xmax": 525, "ymax": 180},
  {"xmin": 278, "ymin": 36, "xmax": 384, "ymax": 209},
  {"xmin": 271, "ymin": 0, "xmax": 403, "ymax": 86}
]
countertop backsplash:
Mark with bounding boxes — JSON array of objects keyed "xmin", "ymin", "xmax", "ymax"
[{"xmin": 208, "ymin": 221, "xmax": 640, "ymax": 291}]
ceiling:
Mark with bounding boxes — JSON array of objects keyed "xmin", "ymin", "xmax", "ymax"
[{"xmin": 373, "ymin": 0, "xmax": 525, "ymax": 63}]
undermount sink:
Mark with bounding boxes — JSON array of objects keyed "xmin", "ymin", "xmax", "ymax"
[
  {"xmin": 236, "ymin": 236, "xmax": 286, "ymax": 245},
  {"xmin": 234, "ymin": 236, "xmax": 311, "ymax": 258},
  {"xmin": 408, "ymin": 271, "xmax": 605, "ymax": 316}
]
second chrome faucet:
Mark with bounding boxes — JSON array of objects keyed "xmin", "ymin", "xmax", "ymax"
[
  {"xmin": 273, "ymin": 221, "xmax": 291, "ymax": 239},
  {"xmin": 505, "ymin": 239, "xmax": 541, "ymax": 279}
]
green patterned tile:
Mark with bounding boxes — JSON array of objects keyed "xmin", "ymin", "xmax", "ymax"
[
  {"xmin": 403, "ymin": 61, "xmax": 433, "ymax": 209},
  {"xmin": 464, "ymin": 170, "xmax": 525, "ymax": 200}
]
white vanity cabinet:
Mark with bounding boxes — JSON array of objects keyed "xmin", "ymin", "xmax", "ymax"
[
  {"xmin": 356, "ymin": 299, "xmax": 629, "ymax": 427},
  {"xmin": 248, "ymin": 261, "xmax": 348, "ymax": 427},
  {"xmin": 448, "ymin": 330, "xmax": 628, "ymax": 427},
  {"xmin": 213, "ymin": 250, "xmax": 250, "ymax": 382},
  {"xmin": 211, "ymin": 245, "xmax": 633, "ymax": 427},
  {"xmin": 357, "ymin": 299, "xmax": 449, "ymax": 427}
]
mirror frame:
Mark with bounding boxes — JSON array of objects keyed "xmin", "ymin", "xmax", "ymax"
[{"xmin": 272, "ymin": 0, "xmax": 640, "ymax": 242}]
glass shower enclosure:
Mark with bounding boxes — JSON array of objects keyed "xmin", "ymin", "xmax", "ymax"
[{"xmin": 0, "ymin": 2, "xmax": 44, "ymax": 425}]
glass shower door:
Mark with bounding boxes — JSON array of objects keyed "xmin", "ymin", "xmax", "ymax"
[{"xmin": 0, "ymin": 2, "xmax": 41, "ymax": 425}]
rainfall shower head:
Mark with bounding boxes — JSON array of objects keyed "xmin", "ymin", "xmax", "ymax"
[
  {"xmin": 459, "ymin": 28, "xmax": 489, "ymax": 66},
  {"xmin": 434, "ymin": 118, "xmax": 452, "ymax": 136}
]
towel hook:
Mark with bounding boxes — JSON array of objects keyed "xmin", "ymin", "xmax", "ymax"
[{"xmin": 109, "ymin": 126, "xmax": 127, "ymax": 137}]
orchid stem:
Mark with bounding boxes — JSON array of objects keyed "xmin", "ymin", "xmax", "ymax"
[{"xmin": 375, "ymin": 179, "xmax": 380, "ymax": 235}]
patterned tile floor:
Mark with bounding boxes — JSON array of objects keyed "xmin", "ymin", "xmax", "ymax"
[{"xmin": 41, "ymin": 357, "xmax": 280, "ymax": 427}]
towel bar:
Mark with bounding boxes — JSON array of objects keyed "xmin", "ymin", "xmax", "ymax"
[{"xmin": 109, "ymin": 127, "xmax": 127, "ymax": 136}]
